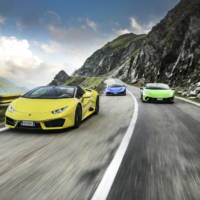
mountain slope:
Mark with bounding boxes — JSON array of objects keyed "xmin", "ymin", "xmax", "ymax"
[
  {"xmin": 74, "ymin": 33, "xmax": 146, "ymax": 80},
  {"xmin": 49, "ymin": 70, "xmax": 106, "ymax": 93},
  {"xmin": 0, "ymin": 78, "xmax": 26, "ymax": 95},
  {"xmin": 75, "ymin": 0, "xmax": 200, "ymax": 94},
  {"xmin": 49, "ymin": 70, "xmax": 70, "ymax": 86},
  {"xmin": 134, "ymin": 0, "xmax": 200, "ymax": 87}
]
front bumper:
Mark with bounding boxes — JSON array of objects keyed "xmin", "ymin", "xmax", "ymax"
[
  {"xmin": 143, "ymin": 96, "xmax": 174, "ymax": 102},
  {"xmin": 106, "ymin": 90, "xmax": 126, "ymax": 96},
  {"xmin": 5, "ymin": 109, "xmax": 76, "ymax": 130},
  {"xmin": 5, "ymin": 116, "xmax": 72, "ymax": 130}
]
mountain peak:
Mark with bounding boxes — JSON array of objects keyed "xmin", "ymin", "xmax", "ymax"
[
  {"xmin": 49, "ymin": 70, "xmax": 70, "ymax": 86},
  {"xmin": 74, "ymin": 0, "xmax": 200, "ymax": 91}
]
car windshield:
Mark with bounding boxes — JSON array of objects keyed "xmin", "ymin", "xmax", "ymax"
[
  {"xmin": 109, "ymin": 84, "xmax": 123, "ymax": 88},
  {"xmin": 23, "ymin": 86, "xmax": 75, "ymax": 99},
  {"xmin": 145, "ymin": 83, "xmax": 170, "ymax": 90}
]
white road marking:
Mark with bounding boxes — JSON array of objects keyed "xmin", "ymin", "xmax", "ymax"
[
  {"xmin": 0, "ymin": 127, "xmax": 9, "ymax": 132},
  {"xmin": 91, "ymin": 89, "xmax": 139, "ymax": 200},
  {"xmin": 175, "ymin": 96, "xmax": 200, "ymax": 107}
]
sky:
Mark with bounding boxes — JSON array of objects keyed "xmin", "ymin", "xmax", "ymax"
[{"xmin": 0, "ymin": 0, "xmax": 180, "ymax": 87}]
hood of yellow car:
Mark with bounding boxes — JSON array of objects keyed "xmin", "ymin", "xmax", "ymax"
[{"xmin": 11, "ymin": 97, "xmax": 75, "ymax": 113}]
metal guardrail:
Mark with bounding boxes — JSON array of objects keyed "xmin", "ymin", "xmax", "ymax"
[{"xmin": 0, "ymin": 94, "xmax": 21, "ymax": 105}]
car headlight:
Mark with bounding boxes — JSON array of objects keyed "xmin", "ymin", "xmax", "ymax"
[
  {"xmin": 52, "ymin": 106, "xmax": 68, "ymax": 114},
  {"xmin": 8, "ymin": 106, "xmax": 14, "ymax": 113}
]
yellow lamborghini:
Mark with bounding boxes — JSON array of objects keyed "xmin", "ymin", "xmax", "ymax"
[{"xmin": 5, "ymin": 86, "xmax": 99, "ymax": 130}]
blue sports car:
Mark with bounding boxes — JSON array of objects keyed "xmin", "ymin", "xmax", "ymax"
[{"xmin": 106, "ymin": 84, "xmax": 126, "ymax": 96}]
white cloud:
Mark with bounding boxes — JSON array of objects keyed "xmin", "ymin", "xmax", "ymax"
[
  {"xmin": 115, "ymin": 17, "xmax": 158, "ymax": 35},
  {"xmin": 115, "ymin": 29, "xmax": 131, "ymax": 35},
  {"xmin": 130, "ymin": 17, "xmax": 143, "ymax": 32},
  {"xmin": 35, "ymin": 24, "xmax": 113, "ymax": 73},
  {"xmin": 0, "ymin": 36, "xmax": 59, "ymax": 87},
  {"xmin": 86, "ymin": 18, "xmax": 97, "ymax": 31},
  {"xmin": 0, "ymin": 16, "xmax": 6, "ymax": 25}
]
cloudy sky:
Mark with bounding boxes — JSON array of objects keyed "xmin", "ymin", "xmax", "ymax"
[{"xmin": 0, "ymin": 0, "xmax": 179, "ymax": 87}]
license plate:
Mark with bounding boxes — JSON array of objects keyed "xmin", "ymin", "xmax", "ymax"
[
  {"xmin": 157, "ymin": 98, "xmax": 163, "ymax": 101},
  {"xmin": 21, "ymin": 121, "xmax": 35, "ymax": 127}
]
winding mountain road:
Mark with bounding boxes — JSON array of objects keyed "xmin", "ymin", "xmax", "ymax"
[
  {"xmin": 0, "ymin": 79, "xmax": 200, "ymax": 200},
  {"xmin": 0, "ymin": 93, "xmax": 134, "ymax": 200},
  {"xmin": 106, "ymin": 81, "xmax": 200, "ymax": 200}
]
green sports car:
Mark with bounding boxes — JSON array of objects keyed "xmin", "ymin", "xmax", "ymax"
[{"xmin": 140, "ymin": 83, "xmax": 175, "ymax": 103}]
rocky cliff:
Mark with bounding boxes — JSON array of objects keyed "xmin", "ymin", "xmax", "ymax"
[
  {"xmin": 134, "ymin": 0, "xmax": 200, "ymax": 87},
  {"xmin": 74, "ymin": 33, "xmax": 146, "ymax": 80},
  {"xmin": 75, "ymin": 0, "xmax": 200, "ymax": 97}
]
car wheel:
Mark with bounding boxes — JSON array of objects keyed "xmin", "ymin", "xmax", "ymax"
[
  {"xmin": 123, "ymin": 90, "xmax": 126, "ymax": 96},
  {"xmin": 94, "ymin": 96, "xmax": 99, "ymax": 115},
  {"xmin": 74, "ymin": 104, "xmax": 82, "ymax": 128},
  {"xmin": 141, "ymin": 94, "xmax": 145, "ymax": 102},
  {"xmin": 169, "ymin": 98, "xmax": 174, "ymax": 104}
]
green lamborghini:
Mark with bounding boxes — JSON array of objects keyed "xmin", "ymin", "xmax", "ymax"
[{"xmin": 140, "ymin": 83, "xmax": 175, "ymax": 103}]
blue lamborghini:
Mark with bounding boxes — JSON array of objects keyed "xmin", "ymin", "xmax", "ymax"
[{"xmin": 106, "ymin": 84, "xmax": 126, "ymax": 96}]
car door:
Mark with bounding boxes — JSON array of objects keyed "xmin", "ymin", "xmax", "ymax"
[
  {"xmin": 81, "ymin": 91, "xmax": 93, "ymax": 117},
  {"xmin": 76, "ymin": 86, "xmax": 91, "ymax": 118}
]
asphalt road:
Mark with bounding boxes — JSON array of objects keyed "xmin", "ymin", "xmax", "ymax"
[
  {"xmin": 107, "ymin": 83, "xmax": 200, "ymax": 200},
  {"xmin": 0, "ymin": 95, "xmax": 134, "ymax": 200}
]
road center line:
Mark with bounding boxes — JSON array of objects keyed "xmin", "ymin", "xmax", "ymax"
[{"xmin": 91, "ymin": 89, "xmax": 139, "ymax": 200}]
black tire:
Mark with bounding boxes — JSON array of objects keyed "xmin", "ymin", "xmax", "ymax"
[
  {"xmin": 141, "ymin": 94, "xmax": 145, "ymax": 102},
  {"xmin": 74, "ymin": 104, "xmax": 82, "ymax": 128},
  {"xmin": 94, "ymin": 96, "xmax": 99, "ymax": 115},
  {"xmin": 123, "ymin": 90, "xmax": 126, "ymax": 96},
  {"xmin": 169, "ymin": 98, "xmax": 174, "ymax": 104}
]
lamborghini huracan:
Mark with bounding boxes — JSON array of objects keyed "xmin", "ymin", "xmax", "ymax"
[
  {"xmin": 106, "ymin": 84, "xmax": 126, "ymax": 96},
  {"xmin": 140, "ymin": 83, "xmax": 175, "ymax": 103},
  {"xmin": 5, "ymin": 86, "xmax": 99, "ymax": 130}
]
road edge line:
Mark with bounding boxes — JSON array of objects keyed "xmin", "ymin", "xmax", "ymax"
[
  {"xmin": 175, "ymin": 96, "xmax": 200, "ymax": 107},
  {"xmin": 0, "ymin": 127, "xmax": 9, "ymax": 132},
  {"xmin": 91, "ymin": 90, "xmax": 139, "ymax": 200}
]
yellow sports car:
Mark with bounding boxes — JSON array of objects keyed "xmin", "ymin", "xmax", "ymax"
[{"xmin": 5, "ymin": 86, "xmax": 99, "ymax": 130}]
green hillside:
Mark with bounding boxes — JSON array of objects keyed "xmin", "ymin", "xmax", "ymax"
[
  {"xmin": 0, "ymin": 78, "xmax": 26, "ymax": 95},
  {"xmin": 63, "ymin": 76, "xmax": 106, "ymax": 93}
]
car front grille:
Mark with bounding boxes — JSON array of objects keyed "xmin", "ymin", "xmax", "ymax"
[
  {"xmin": 44, "ymin": 119, "xmax": 65, "ymax": 127},
  {"xmin": 147, "ymin": 97, "xmax": 174, "ymax": 102}
]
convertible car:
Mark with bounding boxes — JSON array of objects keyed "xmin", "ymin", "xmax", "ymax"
[
  {"xmin": 140, "ymin": 83, "xmax": 175, "ymax": 103},
  {"xmin": 106, "ymin": 84, "xmax": 126, "ymax": 96},
  {"xmin": 5, "ymin": 86, "xmax": 99, "ymax": 130}
]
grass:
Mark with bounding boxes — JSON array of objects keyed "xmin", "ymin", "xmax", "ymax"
[
  {"xmin": 104, "ymin": 34, "xmax": 146, "ymax": 51},
  {"xmin": 63, "ymin": 76, "xmax": 106, "ymax": 93}
]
